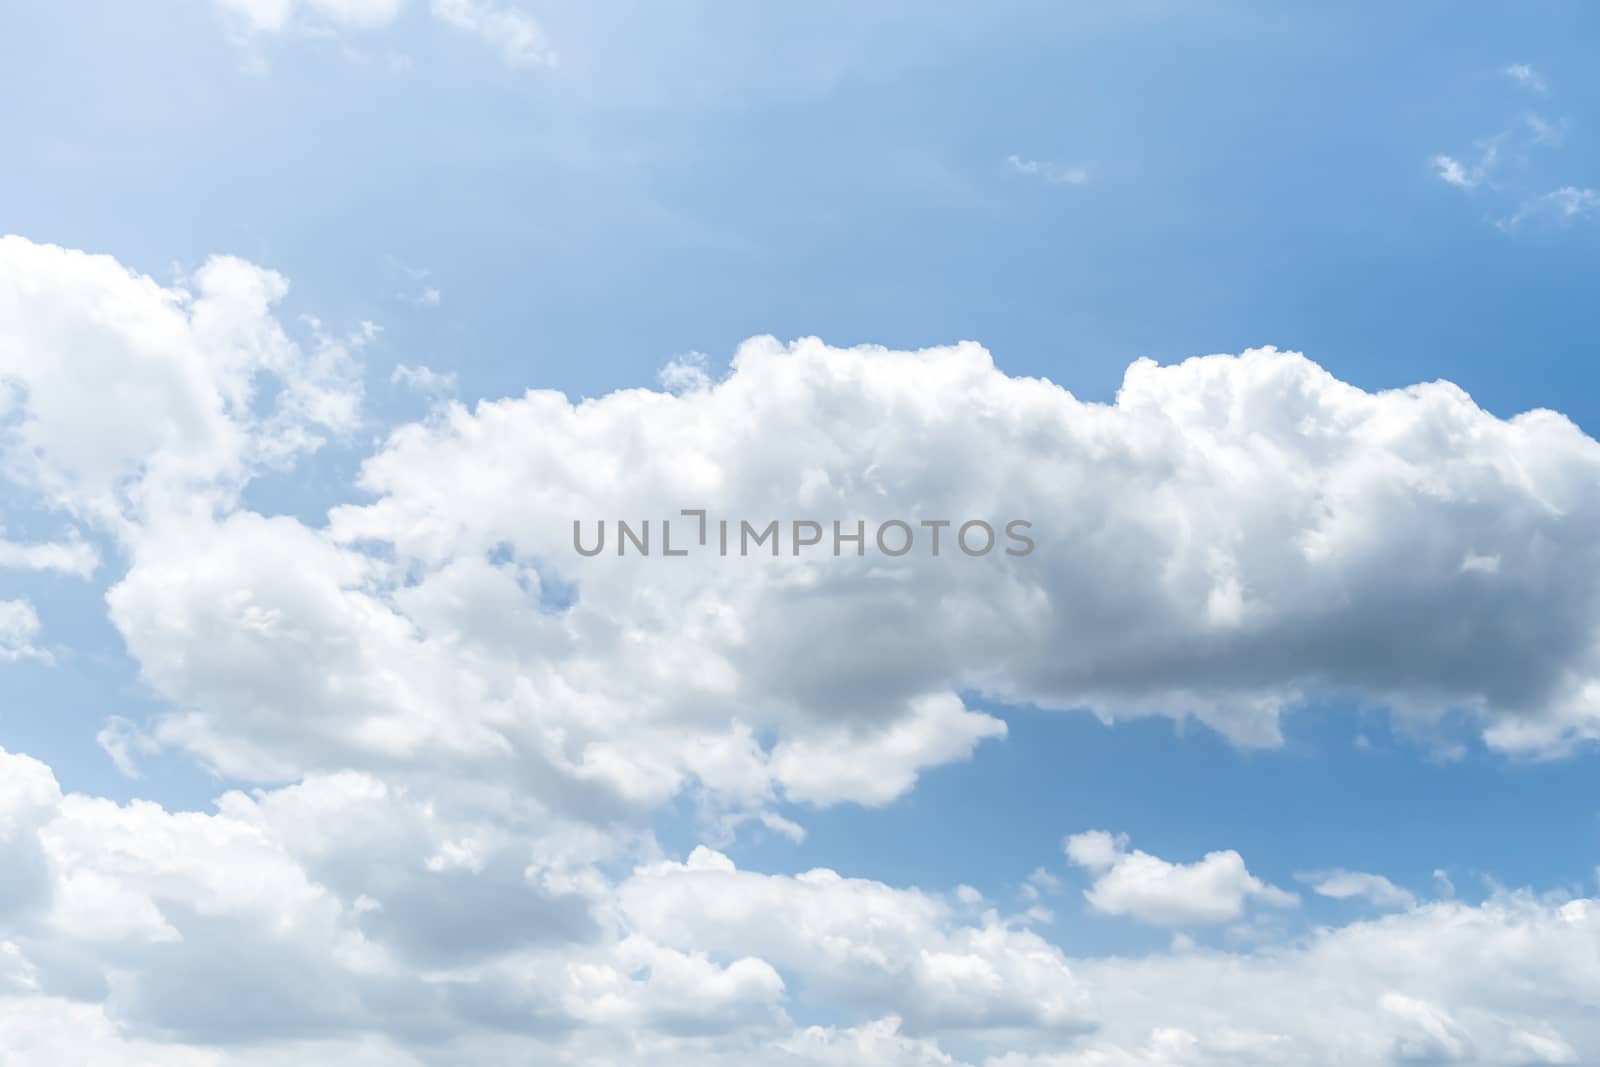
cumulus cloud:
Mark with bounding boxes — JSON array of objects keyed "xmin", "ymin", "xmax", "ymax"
[
  {"xmin": 0, "ymin": 745, "xmax": 798, "ymax": 1060},
  {"xmin": 620, "ymin": 846, "xmax": 1091, "ymax": 1035},
  {"xmin": 768, "ymin": 693, "xmax": 1006, "ymax": 807},
  {"xmin": 95, "ymin": 336, "xmax": 1600, "ymax": 814},
  {"xmin": 0, "ymin": 236, "xmax": 361, "ymax": 529},
  {"xmin": 1064, "ymin": 831, "xmax": 1297, "ymax": 926},
  {"xmin": 8, "ymin": 233, "xmax": 1600, "ymax": 833},
  {"xmin": 1, "ymin": 743, "xmax": 1599, "ymax": 1064},
  {"xmin": 778, "ymin": 1016, "xmax": 966, "ymax": 1065},
  {"xmin": 7, "ymin": 236, "xmax": 1600, "ymax": 1063},
  {"xmin": 993, "ymin": 894, "xmax": 1598, "ymax": 1066}
]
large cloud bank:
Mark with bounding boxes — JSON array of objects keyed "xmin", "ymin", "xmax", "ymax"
[{"xmin": 2, "ymin": 234, "xmax": 1598, "ymax": 1064}]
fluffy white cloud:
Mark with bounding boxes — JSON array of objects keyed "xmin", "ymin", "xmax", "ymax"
[
  {"xmin": 317, "ymin": 332, "xmax": 1600, "ymax": 765},
  {"xmin": 2, "ymin": 742, "xmax": 1600, "ymax": 1065},
  {"xmin": 53, "ymin": 328, "xmax": 1600, "ymax": 832},
  {"xmin": 0, "ymin": 237, "xmax": 361, "ymax": 529},
  {"xmin": 620, "ymin": 847, "xmax": 1091, "ymax": 1035},
  {"xmin": 8, "ymin": 236, "xmax": 1600, "ymax": 1064},
  {"xmin": 1064, "ymin": 831, "xmax": 1297, "ymax": 926},
  {"xmin": 778, "ymin": 1016, "xmax": 965, "ymax": 1065},
  {"xmin": 0, "ymin": 746, "xmax": 796, "ymax": 1061},
  {"xmin": 768, "ymin": 693, "xmax": 1006, "ymax": 807},
  {"xmin": 11, "ymin": 233, "xmax": 1600, "ymax": 827},
  {"xmin": 1050, "ymin": 895, "xmax": 1598, "ymax": 1066}
]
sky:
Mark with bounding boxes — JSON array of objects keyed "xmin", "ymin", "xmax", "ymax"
[{"xmin": 2, "ymin": 2, "xmax": 1600, "ymax": 1065}]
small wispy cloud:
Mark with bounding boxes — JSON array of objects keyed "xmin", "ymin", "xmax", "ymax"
[
  {"xmin": 1297, "ymin": 869, "xmax": 1416, "ymax": 910},
  {"xmin": 1019, "ymin": 866, "xmax": 1061, "ymax": 903},
  {"xmin": 96, "ymin": 716, "xmax": 158, "ymax": 779},
  {"xmin": 1007, "ymin": 154, "xmax": 1090, "ymax": 186},
  {"xmin": 210, "ymin": 0, "xmax": 552, "ymax": 72},
  {"xmin": 1432, "ymin": 152, "xmax": 1487, "ymax": 190},
  {"xmin": 392, "ymin": 364, "xmax": 460, "ymax": 396},
  {"xmin": 382, "ymin": 257, "xmax": 444, "ymax": 308},
  {"xmin": 0, "ymin": 530, "xmax": 98, "ymax": 577},
  {"xmin": 214, "ymin": 0, "xmax": 405, "ymax": 37},
  {"xmin": 431, "ymin": 0, "xmax": 554, "ymax": 68},
  {"xmin": 1544, "ymin": 185, "xmax": 1600, "ymax": 216},
  {"xmin": 1501, "ymin": 186, "xmax": 1600, "ymax": 231},
  {"xmin": 1523, "ymin": 113, "xmax": 1567, "ymax": 146},
  {"xmin": 0, "ymin": 598, "xmax": 48, "ymax": 663},
  {"xmin": 1504, "ymin": 63, "xmax": 1548, "ymax": 94},
  {"xmin": 1432, "ymin": 62, "xmax": 1594, "ymax": 232}
]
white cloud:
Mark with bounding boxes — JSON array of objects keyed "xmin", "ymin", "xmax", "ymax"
[
  {"xmin": 1021, "ymin": 867, "xmax": 1061, "ymax": 903},
  {"xmin": 214, "ymin": 0, "xmax": 296, "ymax": 34},
  {"xmin": 3, "ymin": 236, "xmax": 1600, "ymax": 869},
  {"xmin": 214, "ymin": 0, "xmax": 404, "ymax": 35},
  {"xmin": 431, "ymin": 0, "xmax": 555, "ymax": 67},
  {"xmin": 0, "ymin": 743, "xmax": 1598, "ymax": 1064},
  {"xmin": 0, "ymin": 600, "xmax": 46, "ymax": 663},
  {"xmin": 769, "ymin": 693, "xmax": 1006, "ymax": 807},
  {"xmin": 381, "ymin": 258, "xmax": 443, "ymax": 308},
  {"xmin": 1002, "ymin": 895, "xmax": 1597, "ymax": 1066},
  {"xmin": 1431, "ymin": 152, "xmax": 1482, "ymax": 189},
  {"xmin": 95, "ymin": 716, "xmax": 157, "ymax": 779},
  {"xmin": 1504, "ymin": 63, "xmax": 1548, "ymax": 93},
  {"xmin": 778, "ymin": 1016, "xmax": 965, "ymax": 1065},
  {"xmin": 1524, "ymin": 113, "xmax": 1567, "ymax": 146},
  {"xmin": 0, "ymin": 532, "xmax": 96, "ymax": 577},
  {"xmin": 7, "ymin": 237, "xmax": 1600, "ymax": 1062},
  {"xmin": 1434, "ymin": 68, "xmax": 1595, "ymax": 233},
  {"xmin": 1504, "ymin": 185, "xmax": 1600, "ymax": 229},
  {"xmin": 0, "ymin": 236, "xmax": 361, "ymax": 529},
  {"xmin": 1299, "ymin": 869, "xmax": 1416, "ymax": 910},
  {"xmin": 1547, "ymin": 186, "xmax": 1598, "ymax": 216},
  {"xmin": 657, "ymin": 352, "xmax": 713, "ymax": 394},
  {"xmin": 390, "ymin": 363, "xmax": 458, "ymax": 396},
  {"xmin": 1007, "ymin": 155, "xmax": 1090, "ymax": 186},
  {"xmin": 0, "ymin": 237, "xmax": 1588, "ymax": 822},
  {"xmin": 1064, "ymin": 831, "xmax": 1297, "ymax": 926},
  {"xmin": 210, "ymin": 0, "xmax": 553, "ymax": 70},
  {"xmin": 1382, "ymin": 992, "xmax": 1473, "ymax": 1062},
  {"xmin": 620, "ymin": 846, "xmax": 1091, "ymax": 1034}
]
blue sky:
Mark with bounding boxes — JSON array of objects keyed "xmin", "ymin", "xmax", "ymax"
[
  {"xmin": 8, "ymin": 1, "xmax": 1600, "ymax": 411},
  {"xmin": 3, "ymin": 3, "xmax": 1600, "ymax": 1065}
]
